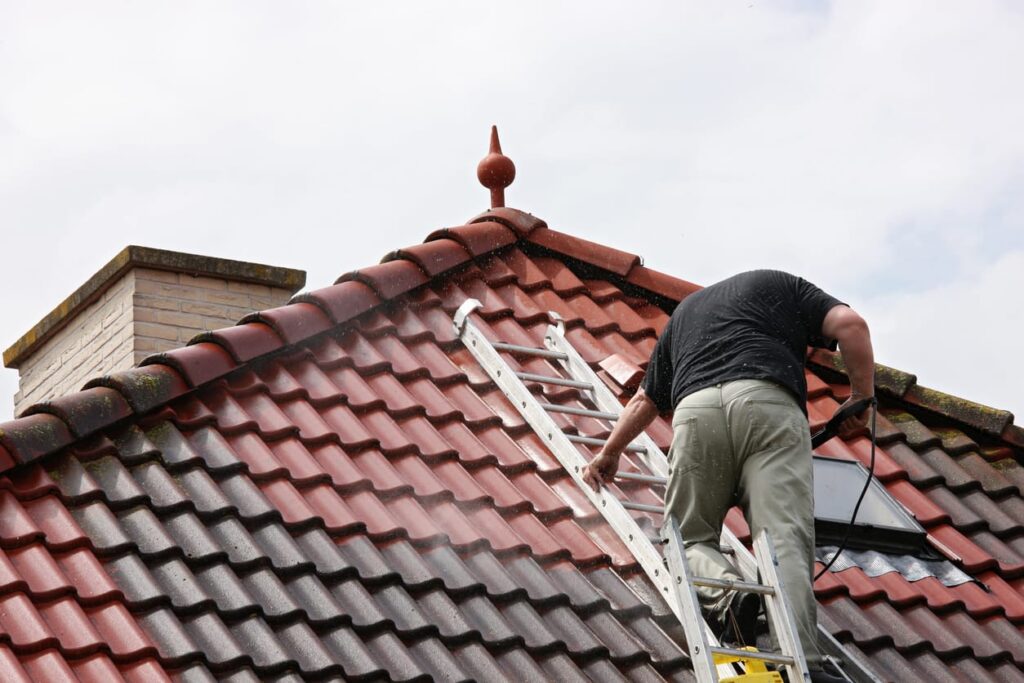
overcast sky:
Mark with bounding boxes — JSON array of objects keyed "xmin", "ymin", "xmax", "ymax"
[{"xmin": 2, "ymin": 2, "xmax": 1023, "ymax": 423}]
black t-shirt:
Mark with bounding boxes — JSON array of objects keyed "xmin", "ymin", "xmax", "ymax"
[{"xmin": 642, "ymin": 270, "xmax": 844, "ymax": 413}]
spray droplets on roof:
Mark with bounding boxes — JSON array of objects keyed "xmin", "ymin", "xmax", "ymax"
[{"xmin": 477, "ymin": 125, "xmax": 515, "ymax": 209}]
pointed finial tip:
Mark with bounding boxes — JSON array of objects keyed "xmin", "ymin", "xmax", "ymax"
[{"xmin": 478, "ymin": 125, "xmax": 515, "ymax": 209}]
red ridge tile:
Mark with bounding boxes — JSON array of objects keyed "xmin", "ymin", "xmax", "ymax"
[
  {"xmin": 21, "ymin": 388, "xmax": 132, "ymax": 440},
  {"xmin": 294, "ymin": 280, "xmax": 382, "ymax": 325},
  {"xmin": 85, "ymin": 365, "xmax": 189, "ymax": 415},
  {"xmin": 141, "ymin": 343, "xmax": 237, "ymax": 389},
  {"xmin": 191, "ymin": 322, "xmax": 284, "ymax": 363},
  {"xmin": 337, "ymin": 261, "xmax": 429, "ymax": 300},
  {"xmin": 240, "ymin": 302, "xmax": 332, "ymax": 345},
  {"xmin": 471, "ymin": 207, "xmax": 547, "ymax": 236},
  {"xmin": 625, "ymin": 265, "xmax": 701, "ymax": 302},
  {"xmin": 0, "ymin": 414, "xmax": 74, "ymax": 467},
  {"xmin": 388, "ymin": 239, "xmax": 472, "ymax": 278},
  {"xmin": 427, "ymin": 222, "xmax": 517, "ymax": 258}
]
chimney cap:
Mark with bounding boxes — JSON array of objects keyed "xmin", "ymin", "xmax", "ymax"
[{"xmin": 3, "ymin": 245, "xmax": 306, "ymax": 369}]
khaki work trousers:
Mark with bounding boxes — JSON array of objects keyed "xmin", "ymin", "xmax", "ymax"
[{"xmin": 663, "ymin": 379, "xmax": 820, "ymax": 663}]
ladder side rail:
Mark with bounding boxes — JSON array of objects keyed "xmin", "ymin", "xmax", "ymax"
[
  {"xmin": 543, "ymin": 323, "xmax": 669, "ymax": 479},
  {"xmin": 664, "ymin": 516, "xmax": 720, "ymax": 682},
  {"xmin": 753, "ymin": 531, "xmax": 811, "ymax": 683},
  {"xmin": 452, "ymin": 304, "xmax": 679, "ymax": 613}
]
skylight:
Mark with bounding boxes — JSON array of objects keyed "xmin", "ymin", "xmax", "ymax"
[{"xmin": 812, "ymin": 456, "xmax": 929, "ymax": 555}]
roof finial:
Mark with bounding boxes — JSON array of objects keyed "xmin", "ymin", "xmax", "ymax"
[{"xmin": 477, "ymin": 125, "xmax": 516, "ymax": 209}]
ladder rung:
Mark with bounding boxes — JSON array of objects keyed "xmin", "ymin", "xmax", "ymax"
[
  {"xmin": 615, "ymin": 471, "xmax": 666, "ymax": 484},
  {"xmin": 491, "ymin": 341, "xmax": 568, "ymax": 360},
  {"xmin": 515, "ymin": 371, "xmax": 593, "ymax": 390},
  {"xmin": 621, "ymin": 500, "xmax": 664, "ymax": 514},
  {"xmin": 691, "ymin": 576, "xmax": 775, "ymax": 596},
  {"xmin": 710, "ymin": 646, "xmax": 794, "ymax": 667},
  {"xmin": 541, "ymin": 403, "xmax": 619, "ymax": 421},
  {"xmin": 566, "ymin": 434, "xmax": 648, "ymax": 454}
]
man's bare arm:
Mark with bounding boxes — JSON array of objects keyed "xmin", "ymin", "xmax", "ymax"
[
  {"xmin": 581, "ymin": 388, "xmax": 660, "ymax": 491},
  {"xmin": 821, "ymin": 305, "xmax": 875, "ymax": 436}
]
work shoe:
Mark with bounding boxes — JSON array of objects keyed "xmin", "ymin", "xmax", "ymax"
[{"xmin": 714, "ymin": 592, "xmax": 762, "ymax": 647}]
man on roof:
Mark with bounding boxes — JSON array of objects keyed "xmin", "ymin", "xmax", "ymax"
[{"xmin": 582, "ymin": 269, "xmax": 874, "ymax": 683}]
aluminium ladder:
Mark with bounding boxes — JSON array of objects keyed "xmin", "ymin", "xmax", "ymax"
[{"xmin": 453, "ymin": 299, "xmax": 814, "ymax": 683}]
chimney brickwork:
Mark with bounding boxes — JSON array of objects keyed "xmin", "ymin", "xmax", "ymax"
[{"xmin": 4, "ymin": 247, "xmax": 305, "ymax": 416}]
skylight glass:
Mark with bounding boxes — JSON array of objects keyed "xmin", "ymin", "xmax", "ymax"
[{"xmin": 812, "ymin": 456, "xmax": 928, "ymax": 555}]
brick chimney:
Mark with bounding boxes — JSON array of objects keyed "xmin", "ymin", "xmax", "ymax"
[{"xmin": 3, "ymin": 246, "xmax": 306, "ymax": 416}]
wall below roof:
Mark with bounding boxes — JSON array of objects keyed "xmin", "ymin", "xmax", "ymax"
[{"xmin": 12, "ymin": 267, "xmax": 296, "ymax": 415}]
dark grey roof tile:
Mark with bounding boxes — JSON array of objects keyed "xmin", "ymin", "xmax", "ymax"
[
  {"xmin": 132, "ymin": 459, "xmax": 191, "ymax": 511},
  {"xmin": 548, "ymin": 564, "xmax": 611, "ymax": 613},
  {"xmin": 113, "ymin": 425, "xmax": 162, "ymax": 464},
  {"xmin": 464, "ymin": 549, "xmax": 531, "ymax": 600},
  {"xmin": 193, "ymin": 562, "xmax": 259, "ymax": 618},
  {"xmin": 373, "ymin": 583, "xmax": 437, "ymax": 636},
  {"xmin": 329, "ymin": 575, "xmax": 391, "ymax": 629},
  {"xmin": 408, "ymin": 587, "xmax": 475, "ymax": 639},
  {"xmin": 170, "ymin": 662, "xmax": 220, "ymax": 682},
  {"xmin": 541, "ymin": 604, "xmax": 605, "ymax": 655},
  {"xmin": 448, "ymin": 642, "xmax": 513, "ymax": 683},
  {"xmin": 250, "ymin": 522, "xmax": 314, "ymax": 574},
  {"xmin": 239, "ymin": 566, "xmax": 303, "ymax": 620},
  {"xmin": 270, "ymin": 621, "xmax": 345, "ymax": 678},
  {"xmin": 137, "ymin": 605, "xmax": 203, "ymax": 664},
  {"xmin": 105, "ymin": 553, "xmax": 166, "ymax": 607},
  {"xmin": 218, "ymin": 472, "xmax": 277, "ymax": 522},
  {"xmin": 539, "ymin": 652, "xmax": 591, "ymax": 683},
  {"xmin": 163, "ymin": 510, "xmax": 226, "ymax": 564},
  {"xmin": 378, "ymin": 538, "xmax": 440, "ymax": 588},
  {"xmin": 119, "ymin": 505, "xmax": 177, "ymax": 557},
  {"xmin": 615, "ymin": 614, "xmax": 684, "ymax": 664},
  {"xmin": 583, "ymin": 611, "xmax": 646, "ymax": 662},
  {"xmin": 279, "ymin": 572, "xmax": 343, "ymax": 624},
  {"xmin": 420, "ymin": 544, "xmax": 482, "ymax": 594},
  {"xmin": 187, "ymin": 426, "xmax": 247, "ymax": 472},
  {"xmin": 503, "ymin": 556, "xmax": 564, "ymax": 605},
  {"xmin": 403, "ymin": 635, "xmax": 472, "ymax": 683},
  {"xmin": 151, "ymin": 556, "xmax": 215, "ymax": 613},
  {"xmin": 335, "ymin": 535, "xmax": 399, "ymax": 584},
  {"xmin": 292, "ymin": 527, "xmax": 355, "ymax": 579},
  {"xmin": 208, "ymin": 516, "xmax": 267, "ymax": 568},
  {"xmin": 175, "ymin": 467, "xmax": 235, "ymax": 517},
  {"xmin": 225, "ymin": 616, "xmax": 296, "ymax": 673},
  {"xmin": 318, "ymin": 624, "xmax": 393, "ymax": 680},
  {"xmin": 581, "ymin": 658, "xmax": 631, "ymax": 682},
  {"xmin": 145, "ymin": 422, "xmax": 203, "ymax": 470},
  {"xmin": 586, "ymin": 568, "xmax": 651, "ymax": 616},
  {"xmin": 70, "ymin": 500, "xmax": 133, "ymax": 555},
  {"xmin": 48, "ymin": 455, "xmax": 104, "ymax": 502},
  {"xmin": 360, "ymin": 630, "xmax": 433, "ymax": 683},
  {"xmin": 490, "ymin": 599, "xmax": 555, "ymax": 650},
  {"xmin": 180, "ymin": 611, "xmax": 248, "ymax": 669},
  {"xmin": 493, "ymin": 648, "xmax": 550, "ymax": 682},
  {"xmin": 83, "ymin": 455, "xmax": 148, "ymax": 507}
]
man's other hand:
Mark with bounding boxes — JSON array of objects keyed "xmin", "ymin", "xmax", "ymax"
[{"xmin": 582, "ymin": 451, "xmax": 620, "ymax": 492}]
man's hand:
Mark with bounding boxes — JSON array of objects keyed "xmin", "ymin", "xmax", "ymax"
[
  {"xmin": 582, "ymin": 451, "xmax": 620, "ymax": 492},
  {"xmin": 835, "ymin": 394, "xmax": 873, "ymax": 439}
]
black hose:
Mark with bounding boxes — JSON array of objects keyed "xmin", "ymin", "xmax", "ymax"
[{"xmin": 814, "ymin": 403, "xmax": 878, "ymax": 581}]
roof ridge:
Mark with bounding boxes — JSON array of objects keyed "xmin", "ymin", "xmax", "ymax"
[{"xmin": 3, "ymin": 208, "xmax": 1017, "ymax": 479}]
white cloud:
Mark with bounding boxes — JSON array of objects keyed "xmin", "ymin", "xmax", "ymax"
[{"xmin": 1, "ymin": 1, "xmax": 1022, "ymax": 421}]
